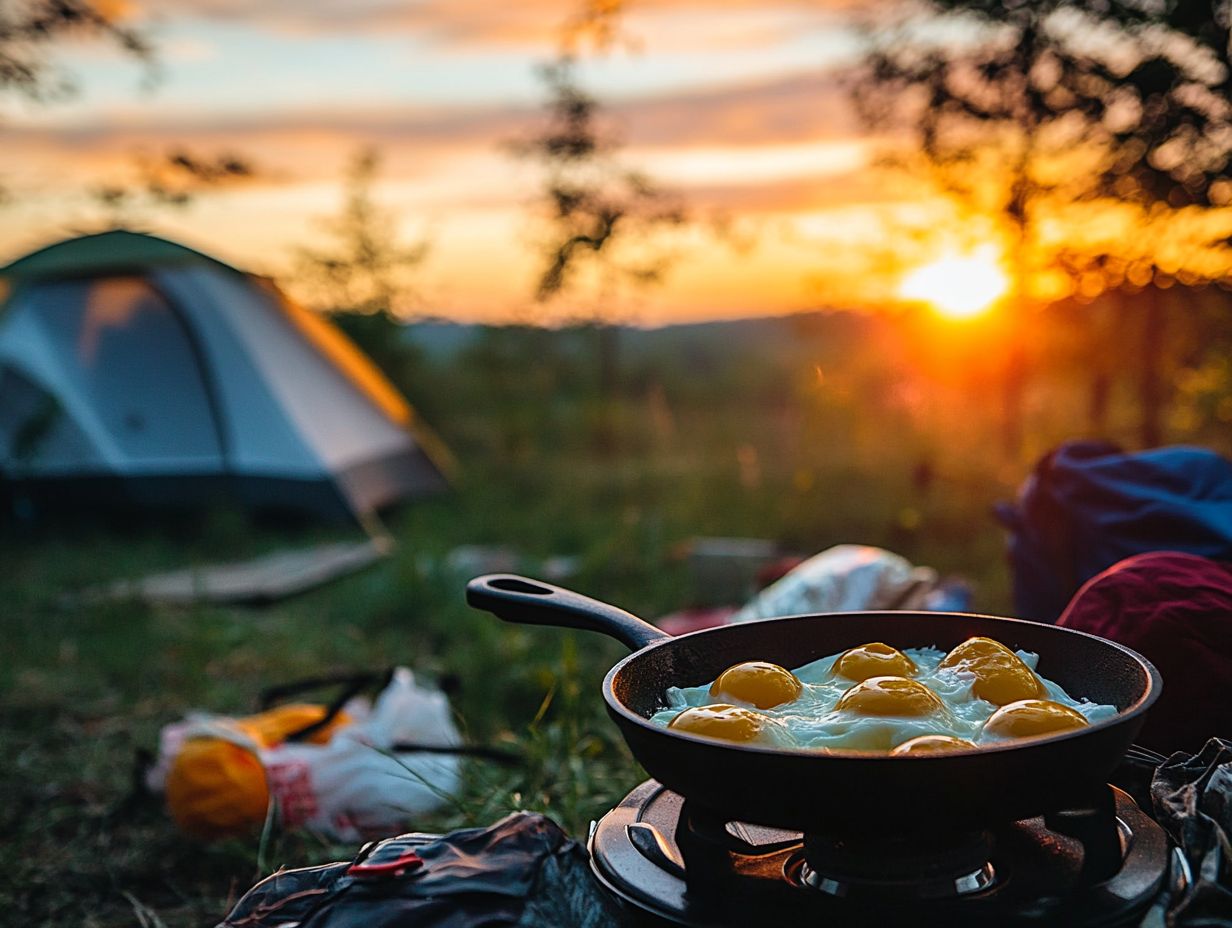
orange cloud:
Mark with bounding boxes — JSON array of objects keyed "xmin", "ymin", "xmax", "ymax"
[
  {"xmin": 148, "ymin": 0, "xmax": 872, "ymax": 49},
  {"xmin": 0, "ymin": 15, "xmax": 912, "ymax": 325},
  {"xmin": 0, "ymin": 68, "xmax": 860, "ymax": 181}
]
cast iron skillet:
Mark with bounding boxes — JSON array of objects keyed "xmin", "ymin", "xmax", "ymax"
[{"xmin": 466, "ymin": 574, "xmax": 1162, "ymax": 833}]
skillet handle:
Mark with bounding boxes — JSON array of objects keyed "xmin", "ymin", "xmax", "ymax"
[{"xmin": 465, "ymin": 574, "xmax": 672, "ymax": 651}]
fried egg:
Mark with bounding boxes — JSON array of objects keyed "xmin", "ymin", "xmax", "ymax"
[
  {"xmin": 709, "ymin": 660, "xmax": 803, "ymax": 709},
  {"xmin": 650, "ymin": 639, "xmax": 1119, "ymax": 753},
  {"xmin": 890, "ymin": 734, "xmax": 977, "ymax": 755},
  {"xmin": 667, "ymin": 704, "xmax": 769, "ymax": 742}
]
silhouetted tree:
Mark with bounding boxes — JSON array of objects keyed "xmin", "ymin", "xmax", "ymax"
[
  {"xmin": 297, "ymin": 147, "xmax": 430, "ymax": 318},
  {"xmin": 1066, "ymin": 0, "xmax": 1232, "ymax": 447},
  {"xmin": 89, "ymin": 149, "xmax": 256, "ymax": 225},
  {"xmin": 0, "ymin": 6, "xmax": 262, "ymax": 236},
  {"xmin": 517, "ymin": 59, "xmax": 684, "ymax": 307},
  {"xmin": 855, "ymin": 1, "xmax": 1232, "ymax": 450},
  {"xmin": 0, "ymin": 0, "xmax": 153, "ymax": 102},
  {"xmin": 296, "ymin": 147, "xmax": 432, "ymax": 396},
  {"xmin": 514, "ymin": 57, "xmax": 684, "ymax": 451},
  {"xmin": 0, "ymin": 1, "xmax": 153, "ymax": 206}
]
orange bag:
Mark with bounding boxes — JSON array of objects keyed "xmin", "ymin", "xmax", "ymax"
[{"xmin": 164, "ymin": 703, "xmax": 351, "ymax": 839}]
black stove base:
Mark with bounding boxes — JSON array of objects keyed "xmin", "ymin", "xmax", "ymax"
[{"xmin": 589, "ymin": 780, "xmax": 1174, "ymax": 928}]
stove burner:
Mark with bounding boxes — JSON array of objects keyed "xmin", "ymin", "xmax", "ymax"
[
  {"xmin": 794, "ymin": 826, "xmax": 996, "ymax": 899},
  {"xmin": 795, "ymin": 858, "xmax": 996, "ymax": 899},
  {"xmin": 589, "ymin": 780, "xmax": 1173, "ymax": 927}
]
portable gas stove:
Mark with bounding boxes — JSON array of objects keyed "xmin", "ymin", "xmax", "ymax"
[{"xmin": 589, "ymin": 779, "xmax": 1186, "ymax": 927}]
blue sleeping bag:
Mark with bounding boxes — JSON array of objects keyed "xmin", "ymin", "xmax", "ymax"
[{"xmin": 996, "ymin": 441, "xmax": 1232, "ymax": 622}]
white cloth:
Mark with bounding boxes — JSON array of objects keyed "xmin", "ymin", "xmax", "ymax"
[{"xmin": 731, "ymin": 545, "xmax": 938, "ymax": 621}]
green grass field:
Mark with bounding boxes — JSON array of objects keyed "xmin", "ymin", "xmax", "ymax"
[{"xmin": 2, "ymin": 315, "xmax": 1219, "ymax": 926}]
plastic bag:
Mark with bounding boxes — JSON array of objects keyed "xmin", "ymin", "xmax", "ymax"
[{"xmin": 148, "ymin": 668, "xmax": 462, "ymax": 841}]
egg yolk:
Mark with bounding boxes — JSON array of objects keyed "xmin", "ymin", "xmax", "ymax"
[
  {"xmin": 940, "ymin": 636, "xmax": 1016, "ymax": 666},
  {"xmin": 668, "ymin": 704, "xmax": 765, "ymax": 742},
  {"xmin": 836, "ymin": 676, "xmax": 945, "ymax": 716},
  {"xmin": 834, "ymin": 642, "xmax": 918, "ymax": 682},
  {"xmin": 982, "ymin": 699, "xmax": 1089, "ymax": 739},
  {"xmin": 939, "ymin": 636, "xmax": 1043, "ymax": 706},
  {"xmin": 890, "ymin": 735, "xmax": 976, "ymax": 755},
  {"xmin": 709, "ymin": 661, "xmax": 803, "ymax": 709}
]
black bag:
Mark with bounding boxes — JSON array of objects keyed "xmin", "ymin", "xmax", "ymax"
[
  {"xmin": 218, "ymin": 812, "xmax": 620, "ymax": 928},
  {"xmin": 1150, "ymin": 739, "xmax": 1232, "ymax": 925}
]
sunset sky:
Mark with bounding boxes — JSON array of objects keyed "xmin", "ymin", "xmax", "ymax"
[{"xmin": 0, "ymin": 0, "xmax": 964, "ymax": 324}]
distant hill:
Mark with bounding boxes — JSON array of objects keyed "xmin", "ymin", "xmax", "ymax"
[
  {"xmin": 400, "ymin": 319, "xmax": 483, "ymax": 359},
  {"xmin": 400, "ymin": 310, "xmax": 883, "ymax": 363}
]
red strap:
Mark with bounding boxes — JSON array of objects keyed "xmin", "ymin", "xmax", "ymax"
[{"xmin": 345, "ymin": 851, "xmax": 423, "ymax": 879}]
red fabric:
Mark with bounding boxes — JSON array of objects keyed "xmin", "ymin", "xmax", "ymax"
[
  {"xmin": 756, "ymin": 556, "xmax": 806, "ymax": 589},
  {"xmin": 1057, "ymin": 551, "xmax": 1232, "ymax": 755},
  {"xmin": 656, "ymin": 607, "xmax": 738, "ymax": 636}
]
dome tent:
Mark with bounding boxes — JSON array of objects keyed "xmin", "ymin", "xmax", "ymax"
[{"xmin": 0, "ymin": 229, "xmax": 449, "ymax": 522}]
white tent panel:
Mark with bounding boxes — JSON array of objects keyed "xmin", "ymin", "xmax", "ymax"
[
  {"xmin": 155, "ymin": 267, "xmax": 326, "ymax": 478},
  {"xmin": 166, "ymin": 266, "xmax": 413, "ymax": 473}
]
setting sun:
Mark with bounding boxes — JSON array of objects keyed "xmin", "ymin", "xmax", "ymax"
[{"xmin": 899, "ymin": 248, "xmax": 1010, "ymax": 319}]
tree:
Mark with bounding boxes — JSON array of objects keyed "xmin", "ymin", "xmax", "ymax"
[
  {"xmin": 296, "ymin": 147, "xmax": 430, "ymax": 318},
  {"xmin": 89, "ymin": 149, "xmax": 257, "ymax": 226},
  {"xmin": 295, "ymin": 147, "xmax": 432, "ymax": 399},
  {"xmin": 0, "ymin": 0, "xmax": 153, "ymax": 102},
  {"xmin": 1, "ymin": 6, "xmax": 263, "ymax": 236},
  {"xmin": 855, "ymin": 1, "xmax": 1232, "ymax": 450},
  {"xmin": 516, "ymin": 58, "xmax": 684, "ymax": 309},
  {"xmin": 1072, "ymin": 1, "xmax": 1232, "ymax": 446},
  {"xmin": 0, "ymin": 1, "xmax": 154, "ymax": 207},
  {"xmin": 513, "ymin": 56, "xmax": 684, "ymax": 451}
]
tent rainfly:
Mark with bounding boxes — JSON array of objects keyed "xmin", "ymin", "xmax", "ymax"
[{"xmin": 0, "ymin": 229, "xmax": 449, "ymax": 522}]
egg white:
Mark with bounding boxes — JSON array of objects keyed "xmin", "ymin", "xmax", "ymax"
[{"xmin": 650, "ymin": 645, "xmax": 1120, "ymax": 752}]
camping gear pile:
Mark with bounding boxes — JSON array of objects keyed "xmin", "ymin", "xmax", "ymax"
[
  {"xmin": 147, "ymin": 668, "xmax": 462, "ymax": 841},
  {"xmin": 0, "ymin": 230, "xmax": 448, "ymax": 523},
  {"xmin": 996, "ymin": 441, "xmax": 1232, "ymax": 622}
]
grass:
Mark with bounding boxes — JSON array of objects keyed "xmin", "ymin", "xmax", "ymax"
[
  {"xmin": 0, "ymin": 496, "xmax": 646, "ymax": 925},
  {"xmin": 4, "ymin": 315, "xmax": 1219, "ymax": 926},
  {"xmin": 0, "ymin": 468, "xmax": 1008, "ymax": 923}
]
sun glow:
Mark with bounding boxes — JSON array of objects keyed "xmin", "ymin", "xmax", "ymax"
[{"xmin": 899, "ymin": 247, "xmax": 1010, "ymax": 319}]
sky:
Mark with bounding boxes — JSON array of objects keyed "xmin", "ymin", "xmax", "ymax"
[{"xmin": 0, "ymin": 0, "xmax": 948, "ymax": 324}]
